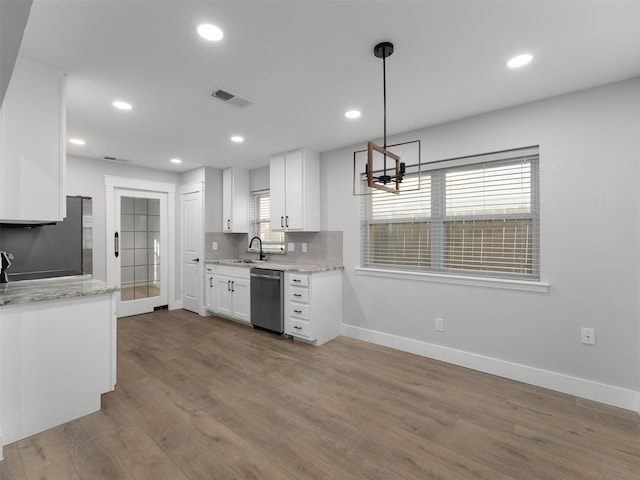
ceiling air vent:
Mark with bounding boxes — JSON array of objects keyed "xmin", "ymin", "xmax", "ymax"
[
  {"xmin": 211, "ymin": 88, "xmax": 252, "ymax": 108},
  {"xmin": 103, "ymin": 156, "xmax": 128, "ymax": 163}
]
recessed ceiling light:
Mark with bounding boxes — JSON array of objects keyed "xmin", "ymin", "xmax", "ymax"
[
  {"xmin": 507, "ymin": 54, "xmax": 533, "ymax": 69},
  {"xmin": 69, "ymin": 138, "xmax": 85, "ymax": 145},
  {"xmin": 345, "ymin": 110, "xmax": 361, "ymax": 119},
  {"xmin": 112, "ymin": 100, "xmax": 132, "ymax": 110},
  {"xmin": 197, "ymin": 24, "xmax": 223, "ymax": 41},
  {"xmin": 230, "ymin": 135, "xmax": 244, "ymax": 143},
  {"xmin": 170, "ymin": 158, "xmax": 182, "ymax": 164}
]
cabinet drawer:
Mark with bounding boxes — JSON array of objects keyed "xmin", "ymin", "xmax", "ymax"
[
  {"xmin": 215, "ymin": 265, "xmax": 234, "ymax": 276},
  {"xmin": 287, "ymin": 302, "xmax": 309, "ymax": 320},
  {"xmin": 289, "ymin": 274, "xmax": 309, "ymax": 287},
  {"xmin": 233, "ymin": 267, "xmax": 250, "ymax": 279},
  {"xmin": 215, "ymin": 265, "xmax": 250, "ymax": 278},
  {"xmin": 288, "ymin": 318, "xmax": 312, "ymax": 338},
  {"xmin": 288, "ymin": 287, "xmax": 309, "ymax": 304}
]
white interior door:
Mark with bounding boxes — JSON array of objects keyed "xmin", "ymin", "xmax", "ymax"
[
  {"xmin": 111, "ymin": 189, "xmax": 168, "ymax": 317},
  {"xmin": 182, "ymin": 189, "xmax": 202, "ymax": 313}
]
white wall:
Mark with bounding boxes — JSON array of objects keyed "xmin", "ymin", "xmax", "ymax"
[
  {"xmin": 250, "ymin": 165, "xmax": 270, "ymax": 192},
  {"xmin": 321, "ymin": 78, "xmax": 640, "ymax": 410},
  {"xmin": 66, "ymin": 156, "xmax": 181, "ymax": 285},
  {"xmin": 181, "ymin": 166, "xmax": 223, "ymax": 233}
]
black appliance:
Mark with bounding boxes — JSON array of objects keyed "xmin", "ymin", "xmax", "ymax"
[{"xmin": 250, "ymin": 268, "xmax": 284, "ymax": 334}]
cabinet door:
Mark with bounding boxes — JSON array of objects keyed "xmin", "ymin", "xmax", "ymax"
[
  {"xmin": 222, "ymin": 168, "xmax": 233, "ymax": 232},
  {"xmin": 284, "ymin": 150, "xmax": 304, "ymax": 230},
  {"xmin": 231, "ymin": 277, "xmax": 251, "ymax": 324},
  {"xmin": 222, "ymin": 167, "xmax": 249, "ymax": 233},
  {"xmin": 269, "ymin": 154, "xmax": 286, "ymax": 231},
  {"xmin": 205, "ymin": 274, "xmax": 216, "ymax": 310},
  {"xmin": 215, "ymin": 276, "xmax": 233, "ymax": 316},
  {"xmin": 0, "ymin": 59, "xmax": 65, "ymax": 222}
]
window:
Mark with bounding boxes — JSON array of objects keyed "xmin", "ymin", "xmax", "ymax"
[
  {"xmin": 362, "ymin": 147, "xmax": 539, "ymax": 281},
  {"xmin": 248, "ymin": 190, "xmax": 285, "ymax": 252}
]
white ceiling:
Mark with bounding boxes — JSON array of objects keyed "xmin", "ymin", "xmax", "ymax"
[{"xmin": 17, "ymin": 0, "xmax": 640, "ymax": 172}]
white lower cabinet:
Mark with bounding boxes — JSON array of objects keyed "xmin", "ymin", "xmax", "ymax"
[
  {"xmin": 212, "ymin": 265, "xmax": 250, "ymax": 324},
  {"xmin": 284, "ymin": 270, "xmax": 342, "ymax": 346}
]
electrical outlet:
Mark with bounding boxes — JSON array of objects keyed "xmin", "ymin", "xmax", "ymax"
[
  {"xmin": 435, "ymin": 317, "xmax": 444, "ymax": 332},
  {"xmin": 212, "ymin": 242, "xmax": 218, "ymax": 250},
  {"xmin": 302, "ymin": 243, "xmax": 307, "ymax": 253},
  {"xmin": 581, "ymin": 327, "xmax": 596, "ymax": 345},
  {"xmin": 288, "ymin": 242, "xmax": 295, "ymax": 252}
]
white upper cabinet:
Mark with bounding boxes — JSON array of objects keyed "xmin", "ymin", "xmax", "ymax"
[
  {"xmin": 0, "ymin": 58, "xmax": 66, "ymax": 223},
  {"xmin": 222, "ymin": 167, "xmax": 248, "ymax": 233},
  {"xmin": 270, "ymin": 149, "xmax": 319, "ymax": 232}
]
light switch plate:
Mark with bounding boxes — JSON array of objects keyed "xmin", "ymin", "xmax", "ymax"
[
  {"xmin": 212, "ymin": 242, "xmax": 218, "ymax": 250},
  {"xmin": 288, "ymin": 242, "xmax": 295, "ymax": 252},
  {"xmin": 302, "ymin": 243, "xmax": 307, "ymax": 253}
]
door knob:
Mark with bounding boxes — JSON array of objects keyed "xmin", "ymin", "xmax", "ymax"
[{"xmin": 192, "ymin": 258, "xmax": 200, "ymax": 262}]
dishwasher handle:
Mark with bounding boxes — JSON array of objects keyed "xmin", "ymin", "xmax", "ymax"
[{"xmin": 250, "ymin": 273, "xmax": 282, "ymax": 280}]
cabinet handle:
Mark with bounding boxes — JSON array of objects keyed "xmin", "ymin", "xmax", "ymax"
[
  {"xmin": 227, "ymin": 219, "xmax": 231, "ymax": 230},
  {"xmin": 293, "ymin": 325, "xmax": 302, "ymax": 330},
  {"xmin": 231, "ymin": 280, "xmax": 235, "ymax": 292},
  {"xmin": 114, "ymin": 231, "xmax": 119, "ymax": 258},
  {"xmin": 294, "ymin": 309, "xmax": 302, "ymax": 314},
  {"xmin": 227, "ymin": 280, "xmax": 231, "ymax": 291},
  {"xmin": 286, "ymin": 215, "xmax": 289, "ymax": 228},
  {"xmin": 293, "ymin": 293, "xmax": 302, "ymax": 297},
  {"xmin": 292, "ymin": 279, "xmax": 301, "ymax": 283},
  {"xmin": 280, "ymin": 216, "xmax": 284, "ymax": 228},
  {"xmin": 209, "ymin": 278, "xmax": 213, "ymax": 288}
]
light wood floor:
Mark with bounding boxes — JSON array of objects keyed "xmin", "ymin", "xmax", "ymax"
[{"xmin": 2, "ymin": 309, "xmax": 639, "ymax": 479}]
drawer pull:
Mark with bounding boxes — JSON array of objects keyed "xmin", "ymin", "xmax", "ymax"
[
  {"xmin": 293, "ymin": 325, "xmax": 302, "ymax": 330},
  {"xmin": 294, "ymin": 309, "xmax": 302, "ymax": 314},
  {"xmin": 293, "ymin": 279, "xmax": 301, "ymax": 283},
  {"xmin": 293, "ymin": 293, "xmax": 302, "ymax": 297}
]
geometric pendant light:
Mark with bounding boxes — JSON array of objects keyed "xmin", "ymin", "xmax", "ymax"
[{"xmin": 352, "ymin": 41, "xmax": 420, "ymax": 196}]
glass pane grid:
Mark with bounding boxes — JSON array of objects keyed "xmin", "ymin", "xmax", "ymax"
[{"xmin": 120, "ymin": 197, "xmax": 161, "ymax": 301}]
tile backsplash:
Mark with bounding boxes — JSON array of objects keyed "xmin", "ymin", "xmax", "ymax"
[
  {"xmin": 283, "ymin": 231, "xmax": 343, "ymax": 265},
  {"xmin": 204, "ymin": 232, "xmax": 244, "ymax": 261},
  {"xmin": 205, "ymin": 231, "xmax": 343, "ymax": 266}
]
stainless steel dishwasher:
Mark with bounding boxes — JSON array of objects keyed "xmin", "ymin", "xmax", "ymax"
[{"xmin": 250, "ymin": 268, "xmax": 284, "ymax": 334}]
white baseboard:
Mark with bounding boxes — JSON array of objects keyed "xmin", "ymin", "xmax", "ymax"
[
  {"xmin": 341, "ymin": 324, "xmax": 640, "ymax": 414},
  {"xmin": 170, "ymin": 299, "xmax": 182, "ymax": 310}
]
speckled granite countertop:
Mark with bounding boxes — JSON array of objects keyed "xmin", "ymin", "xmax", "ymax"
[
  {"xmin": 0, "ymin": 275, "xmax": 118, "ymax": 307},
  {"xmin": 207, "ymin": 259, "xmax": 343, "ymax": 273}
]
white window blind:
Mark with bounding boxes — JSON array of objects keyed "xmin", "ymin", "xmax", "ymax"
[
  {"xmin": 362, "ymin": 147, "xmax": 539, "ymax": 280},
  {"xmin": 248, "ymin": 191, "xmax": 284, "ymax": 252}
]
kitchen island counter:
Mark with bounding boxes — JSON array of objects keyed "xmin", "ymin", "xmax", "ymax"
[
  {"xmin": 0, "ymin": 275, "xmax": 117, "ymax": 306},
  {"xmin": 0, "ymin": 276, "xmax": 117, "ymax": 457}
]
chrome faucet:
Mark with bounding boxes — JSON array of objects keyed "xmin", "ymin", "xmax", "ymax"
[{"xmin": 249, "ymin": 236, "xmax": 266, "ymax": 261}]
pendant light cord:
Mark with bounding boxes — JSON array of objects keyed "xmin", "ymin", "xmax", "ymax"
[
  {"xmin": 383, "ymin": 53, "xmax": 387, "ymax": 151},
  {"xmin": 382, "ymin": 52, "xmax": 388, "ymax": 180}
]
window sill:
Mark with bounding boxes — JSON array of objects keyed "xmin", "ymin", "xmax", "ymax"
[{"xmin": 354, "ymin": 267, "xmax": 550, "ymax": 293}]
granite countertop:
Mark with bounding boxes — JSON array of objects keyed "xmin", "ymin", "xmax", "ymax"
[
  {"xmin": 207, "ymin": 259, "xmax": 343, "ymax": 273},
  {"xmin": 0, "ymin": 275, "xmax": 118, "ymax": 307}
]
